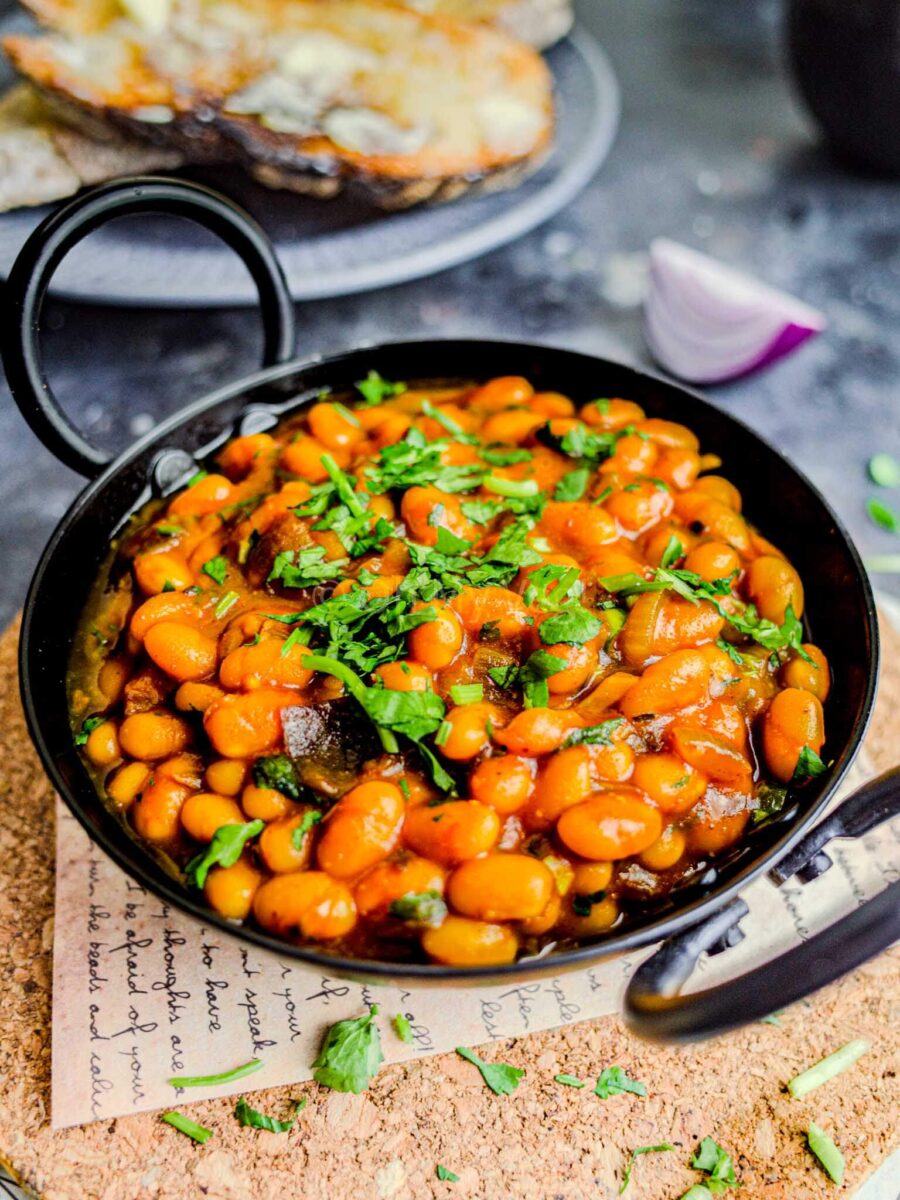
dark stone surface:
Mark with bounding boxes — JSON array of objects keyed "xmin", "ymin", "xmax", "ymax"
[{"xmin": 0, "ymin": 0, "xmax": 898, "ymax": 627}]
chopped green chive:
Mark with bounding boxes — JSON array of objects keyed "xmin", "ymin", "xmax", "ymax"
[
  {"xmin": 787, "ymin": 1038, "xmax": 870, "ymax": 1098},
  {"xmin": 214, "ymin": 590, "xmax": 240, "ymax": 618},
  {"xmin": 393, "ymin": 1014, "xmax": 413, "ymax": 1043},
  {"xmin": 161, "ymin": 1111, "xmax": 213, "ymax": 1143},
  {"xmin": 807, "ymin": 1121, "xmax": 845, "ymax": 1185},
  {"xmin": 167, "ymin": 1058, "xmax": 263, "ymax": 1088},
  {"xmin": 449, "ymin": 683, "xmax": 484, "ymax": 705},
  {"xmin": 865, "ymin": 554, "xmax": 900, "ymax": 573},
  {"xmin": 554, "ymin": 1073, "xmax": 585, "ymax": 1088},
  {"xmin": 867, "ymin": 497, "xmax": 900, "ymax": 533},
  {"xmin": 868, "ymin": 453, "xmax": 900, "ymax": 488},
  {"xmin": 483, "ymin": 474, "xmax": 540, "ymax": 499}
]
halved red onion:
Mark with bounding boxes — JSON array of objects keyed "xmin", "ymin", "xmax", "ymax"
[{"xmin": 644, "ymin": 238, "xmax": 826, "ymax": 384}]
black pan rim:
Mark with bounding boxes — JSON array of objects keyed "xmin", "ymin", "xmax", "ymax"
[{"xmin": 18, "ymin": 337, "xmax": 881, "ymax": 984}]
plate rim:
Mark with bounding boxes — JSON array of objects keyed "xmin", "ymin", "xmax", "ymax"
[{"xmin": 0, "ymin": 24, "xmax": 620, "ymax": 307}]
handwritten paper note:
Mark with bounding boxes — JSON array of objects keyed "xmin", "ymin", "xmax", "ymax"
[{"xmin": 51, "ymin": 750, "xmax": 898, "ymax": 1129}]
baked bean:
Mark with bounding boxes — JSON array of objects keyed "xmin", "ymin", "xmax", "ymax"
[
  {"xmin": 218, "ymin": 433, "xmax": 278, "ymax": 479},
  {"xmin": 145, "ymin": 622, "xmax": 218, "ymax": 682},
  {"xmin": 119, "ymin": 711, "xmax": 191, "ymax": 760},
  {"xmin": 640, "ymin": 825, "xmax": 687, "ymax": 871},
  {"xmin": 280, "ymin": 436, "xmax": 333, "ymax": 481},
  {"xmin": 84, "ymin": 719, "xmax": 120, "ymax": 767},
  {"xmin": 469, "ymin": 755, "xmax": 534, "ymax": 814},
  {"xmin": 668, "ymin": 723, "xmax": 752, "ymax": 789},
  {"xmin": 421, "ymin": 916, "xmax": 519, "ymax": 965},
  {"xmin": 438, "ymin": 703, "xmax": 501, "ymax": 760},
  {"xmin": 257, "ymin": 812, "xmax": 316, "ymax": 873},
  {"xmin": 374, "ymin": 661, "xmax": 434, "ymax": 692},
  {"xmin": 308, "ymin": 402, "xmax": 365, "ymax": 453},
  {"xmin": 745, "ymin": 555, "xmax": 804, "ymax": 623},
  {"xmin": 526, "ymin": 746, "xmax": 594, "ymax": 829},
  {"xmin": 557, "ymin": 792, "xmax": 663, "ymax": 860},
  {"xmin": 693, "ymin": 475, "xmax": 742, "ymax": 511},
  {"xmin": 605, "ymin": 481, "xmax": 673, "ymax": 533},
  {"xmin": 403, "ymin": 800, "xmax": 500, "ymax": 865},
  {"xmin": 447, "ymin": 854, "xmax": 554, "ymax": 921},
  {"xmin": 631, "ymin": 752, "xmax": 707, "ymax": 813},
  {"xmin": 781, "ymin": 644, "xmax": 830, "ymax": 701},
  {"xmin": 241, "ymin": 783, "xmax": 294, "ymax": 822},
  {"xmin": 468, "ymin": 375, "xmax": 533, "ymax": 411},
  {"xmin": 253, "ymin": 872, "xmax": 356, "ymax": 939},
  {"xmin": 684, "ymin": 541, "xmax": 741, "ymax": 583},
  {"xmin": 168, "ymin": 473, "xmax": 234, "ymax": 517},
  {"xmin": 181, "ymin": 792, "xmax": 244, "ymax": 842},
  {"xmin": 134, "ymin": 552, "xmax": 194, "ymax": 596},
  {"xmin": 131, "ymin": 777, "xmax": 190, "ymax": 843},
  {"xmin": 203, "ymin": 689, "xmax": 296, "ymax": 758},
  {"xmin": 205, "ymin": 758, "xmax": 248, "ymax": 796},
  {"xmin": 355, "ymin": 856, "xmax": 447, "ymax": 919},
  {"xmin": 539, "ymin": 501, "xmax": 617, "ymax": 554},
  {"xmin": 316, "ymin": 781, "xmax": 405, "ymax": 878},
  {"xmin": 619, "ymin": 650, "xmax": 711, "ymax": 718},
  {"xmin": 762, "ymin": 688, "xmax": 825, "ymax": 782},
  {"xmin": 407, "ymin": 600, "xmax": 463, "ymax": 669},
  {"xmin": 558, "ymin": 895, "xmax": 619, "ymax": 937},
  {"xmin": 218, "ymin": 638, "xmax": 314, "ymax": 691},
  {"xmin": 582, "ymin": 397, "xmax": 645, "ymax": 430},
  {"xmin": 451, "ymin": 586, "xmax": 529, "ymax": 639},
  {"xmin": 204, "ymin": 857, "xmax": 263, "ymax": 920},
  {"xmin": 106, "ymin": 761, "xmax": 151, "ymax": 809},
  {"xmin": 571, "ymin": 861, "xmax": 614, "ymax": 895},
  {"xmin": 494, "ymin": 707, "xmax": 583, "ymax": 756}
]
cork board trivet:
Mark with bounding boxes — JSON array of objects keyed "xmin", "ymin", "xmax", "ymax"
[{"xmin": 0, "ymin": 614, "xmax": 897, "ymax": 1200}]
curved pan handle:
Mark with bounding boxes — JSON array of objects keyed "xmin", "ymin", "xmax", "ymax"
[
  {"xmin": 624, "ymin": 768, "xmax": 900, "ymax": 1042},
  {"xmin": 1, "ymin": 176, "xmax": 296, "ymax": 479}
]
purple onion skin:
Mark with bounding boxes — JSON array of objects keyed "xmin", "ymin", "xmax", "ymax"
[{"xmin": 715, "ymin": 322, "xmax": 820, "ymax": 385}]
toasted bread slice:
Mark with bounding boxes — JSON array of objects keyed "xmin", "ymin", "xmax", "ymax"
[
  {"xmin": 5, "ymin": 0, "xmax": 554, "ymax": 207},
  {"xmin": 0, "ymin": 82, "xmax": 182, "ymax": 212},
  {"xmin": 18, "ymin": 0, "xmax": 573, "ymax": 48}
]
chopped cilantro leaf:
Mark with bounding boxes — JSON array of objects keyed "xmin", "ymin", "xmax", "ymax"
[
  {"xmin": 292, "ymin": 810, "xmax": 322, "ymax": 848},
  {"xmin": 519, "ymin": 649, "xmax": 567, "ymax": 707},
  {"xmin": 388, "ymin": 890, "xmax": 448, "ymax": 927},
  {"xmin": 792, "ymin": 745, "xmax": 827, "ymax": 782},
  {"xmin": 539, "ymin": 606, "xmax": 602, "ymax": 646},
  {"xmin": 253, "ymin": 754, "xmax": 304, "ymax": 800},
  {"xmin": 593, "ymin": 1066, "xmax": 647, "ymax": 1099},
  {"xmin": 74, "ymin": 715, "xmax": 105, "ymax": 746},
  {"xmin": 455, "ymin": 1047, "xmax": 524, "ymax": 1095},
  {"xmin": 184, "ymin": 821, "xmax": 265, "ymax": 889},
  {"xmin": 752, "ymin": 781, "xmax": 789, "ymax": 824},
  {"xmin": 202, "ymin": 555, "xmax": 229, "ymax": 585},
  {"xmin": 572, "ymin": 888, "xmax": 607, "ymax": 917},
  {"xmin": 461, "ymin": 499, "xmax": 504, "ymax": 525},
  {"xmin": 620, "ymin": 1143, "xmax": 675, "ymax": 1193},
  {"xmin": 691, "ymin": 1137, "xmax": 737, "ymax": 1189},
  {"xmin": 312, "ymin": 1006, "xmax": 383, "ymax": 1093},
  {"xmin": 366, "ymin": 428, "xmax": 484, "ymax": 495},
  {"xmin": 563, "ymin": 718, "xmax": 624, "ymax": 748},
  {"xmin": 436, "ymin": 1165, "xmax": 460, "ymax": 1182},
  {"xmin": 356, "ymin": 370, "xmax": 407, "ymax": 406},
  {"xmin": 554, "ymin": 467, "xmax": 590, "ymax": 501},
  {"xmin": 267, "ymin": 546, "xmax": 348, "ymax": 589}
]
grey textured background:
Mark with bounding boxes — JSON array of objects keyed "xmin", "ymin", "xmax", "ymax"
[{"xmin": 0, "ymin": 0, "xmax": 898, "ymax": 628}]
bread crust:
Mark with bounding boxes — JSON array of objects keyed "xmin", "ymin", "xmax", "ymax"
[{"xmin": 4, "ymin": 0, "xmax": 555, "ymax": 207}]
